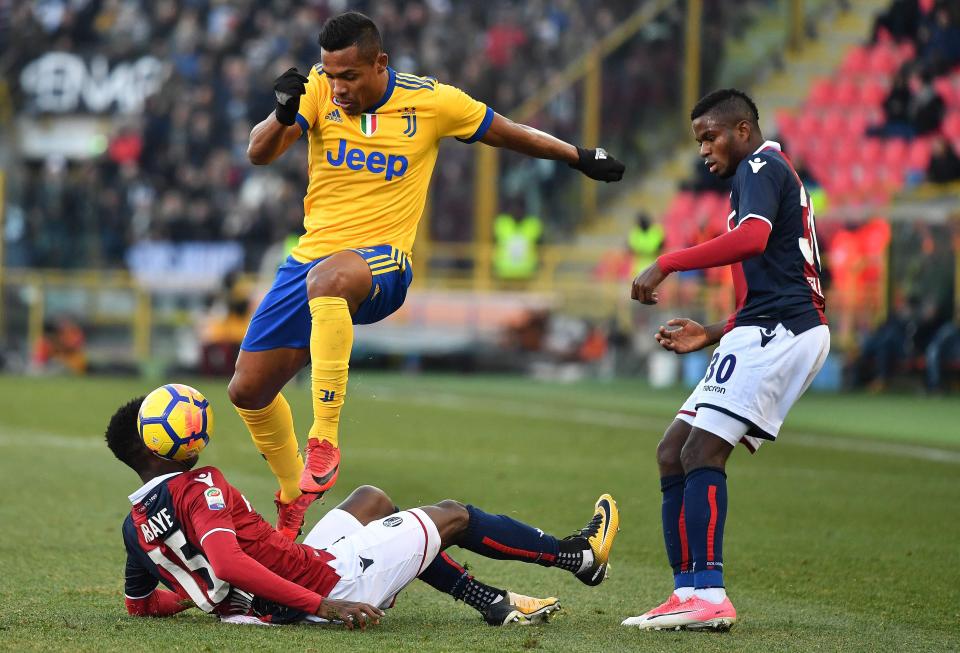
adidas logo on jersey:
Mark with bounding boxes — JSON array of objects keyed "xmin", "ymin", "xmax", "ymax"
[{"xmin": 325, "ymin": 109, "xmax": 343, "ymax": 123}]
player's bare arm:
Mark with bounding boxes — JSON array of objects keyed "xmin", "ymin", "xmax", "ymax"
[
  {"xmin": 248, "ymin": 67, "xmax": 309, "ymax": 165},
  {"xmin": 654, "ymin": 318, "xmax": 726, "ymax": 354},
  {"xmin": 247, "ymin": 117, "xmax": 302, "ymax": 165},
  {"xmin": 480, "ymin": 113, "xmax": 625, "ymax": 182}
]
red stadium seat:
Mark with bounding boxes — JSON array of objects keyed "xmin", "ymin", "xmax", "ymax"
[
  {"xmin": 859, "ymin": 78, "xmax": 888, "ymax": 107},
  {"xmin": 943, "ymin": 111, "xmax": 960, "ymax": 140},
  {"xmin": 882, "ymin": 139, "xmax": 909, "ymax": 169},
  {"xmin": 846, "ymin": 110, "xmax": 870, "ymax": 136},
  {"xmin": 826, "ymin": 167, "xmax": 855, "ymax": 199},
  {"xmin": 808, "ymin": 79, "xmax": 835, "ymax": 107},
  {"xmin": 868, "ymin": 45, "xmax": 899, "ymax": 76},
  {"xmin": 834, "ymin": 80, "xmax": 860, "ymax": 107},
  {"xmin": 821, "ymin": 111, "xmax": 846, "ymax": 138},
  {"xmin": 795, "ymin": 113, "xmax": 820, "ymax": 140},
  {"xmin": 860, "ymin": 138, "xmax": 884, "ymax": 164},
  {"xmin": 840, "ymin": 46, "xmax": 870, "ymax": 76},
  {"xmin": 908, "ymin": 138, "xmax": 933, "ymax": 170},
  {"xmin": 776, "ymin": 109, "xmax": 797, "ymax": 137},
  {"xmin": 934, "ymin": 78, "xmax": 955, "ymax": 105}
]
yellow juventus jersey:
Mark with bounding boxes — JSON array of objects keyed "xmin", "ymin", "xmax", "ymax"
[{"xmin": 291, "ymin": 66, "xmax": 493, "ymax": 263}]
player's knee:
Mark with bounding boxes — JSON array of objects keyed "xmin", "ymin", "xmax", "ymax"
[
  {"xmin": 352, "ymin": 485, "xmax": 395, "ymax": 516},
  {"xmin": 435, "ymin": 499, "xmax": 469, "ymax": 530},
  {"xmin": 656, "ymin": 435, "xmax": 682, "ymax": 469},
  {"xmin": 227, "ymin": 376, "xmax": 272, "ymax": 410},
  {"xmin": 305, "ymin": 263, "xmax": 355, "ymax": 300},
  {"xmin": 679, "ymin": 442, "xmax": 711, "ymax": 472}
]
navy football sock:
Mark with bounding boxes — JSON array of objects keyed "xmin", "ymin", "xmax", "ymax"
[
  {"xmin": 462, "ymin": 505, "xmax": 562, "ymax": 568},
  {"xmin": 660, "ymin": 474, "xmax": 694, "ymax": 590},
  {"xmin": 683, "ymin": 467, "xmax": 728, "ymax": 589},
  {"xmin": 418, "ymin": 552, "xmax": 505, "ymax": 612}
]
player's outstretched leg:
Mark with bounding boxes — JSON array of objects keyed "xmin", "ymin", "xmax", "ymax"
[
  {"xmin": 419, "ymin": 552, "xmax": 560, "ymax": 626},
  {"xmin": 230, "ymin": 349, "xmax": 312, "ymax": 540},
  {"xmin": 300, "ymin": 252, "xmax": 372, "ymax": 497},
  {"xmin": 424, "ymin": 493, "xmax": 620, "ymax": 587}
]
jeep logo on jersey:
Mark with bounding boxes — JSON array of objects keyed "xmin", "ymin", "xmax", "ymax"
[
  {"xmin": 326, "ymin": 139, "xmax": 409, "ymax": 181},
  {"xmin": 383, "ymin": 515, "xmax": 403, "ymax": 527}
]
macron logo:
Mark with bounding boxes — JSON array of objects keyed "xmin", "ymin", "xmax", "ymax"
[
  {"xmin": 748, "ymin": 157, "xmax": 767, "ymax": 173},
  {"xmin": 325, "ymin": 109, "xmax": 343, "ymax": 123}
]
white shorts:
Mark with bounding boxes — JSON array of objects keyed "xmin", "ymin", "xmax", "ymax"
[
  {"xmin": 302, "ymin": 508, "xmax": 441, "ymax": 610},
  {"xmin": 676, "ymin": 323, "xmax": 830, "ymax": 452}
]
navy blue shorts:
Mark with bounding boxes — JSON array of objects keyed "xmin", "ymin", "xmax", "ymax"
[{"xmin": 240, "ymin": 245, "xmax": 413, "ymax": 352}]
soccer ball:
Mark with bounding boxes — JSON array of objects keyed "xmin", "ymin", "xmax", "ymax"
[{"xmin": 138, "ymin": 384, "xmax": 214, "ymax": 462}]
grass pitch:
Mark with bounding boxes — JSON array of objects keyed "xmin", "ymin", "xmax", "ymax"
[{"xmin": 0, "ymin": 372, "xmax": 958, "ymax": 652}]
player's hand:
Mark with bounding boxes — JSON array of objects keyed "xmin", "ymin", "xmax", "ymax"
[
  {"xmin": 273, "ymin": 67, "xmax": 309, "ymax": 126},
  {"xmin": 570, "ymin": 146, "xmax": 625, "ymax": 182},
  {"xmin": 655, "ymin": 318, "xmax": 710, "ymax": 354},
  {"xmin": 631, "ymin": 261, "xmax": 668, "ymax": 304},
  {"xmin": 317, "ymin": 598, "xmax": 384, "ymax": 630}
]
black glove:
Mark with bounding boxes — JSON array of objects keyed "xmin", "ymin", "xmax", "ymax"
[
  {"xmin": 570, "ymin": 146, "xmax": 625, "ymax": 182},
  {"xmin": 274, "ymin": 67, "xmax": 309, "ymax": 126}
]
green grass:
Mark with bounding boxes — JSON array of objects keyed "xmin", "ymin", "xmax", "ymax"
[{"xmin": 1, "ymin": 372, "xmax": 958, "ymax": 652}]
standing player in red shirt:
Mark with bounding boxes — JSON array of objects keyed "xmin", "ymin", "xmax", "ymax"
[
  {"xmin": 107, "ymin": 397, "xmax": 620, "ymax": 627},
  {"xmin": 622, "ymin": 89, "xmax": 829, "ymax": 631}
]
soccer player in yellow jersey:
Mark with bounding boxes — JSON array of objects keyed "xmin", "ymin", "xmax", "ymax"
[{"xmin": 230, "ymin": 11, "xmax": 625, "ymax": 538}]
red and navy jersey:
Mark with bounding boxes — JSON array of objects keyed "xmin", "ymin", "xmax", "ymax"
[
  {"xmin": 726, "ymin": 141, "xmax": 827, "ymax": 334},
  {"xmin": 121, "ymin": 467, "xmax": 338, "ymax": 614}
]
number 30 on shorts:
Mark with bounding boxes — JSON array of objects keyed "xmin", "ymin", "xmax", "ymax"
[{"xmin": 704, "ymin": 353, "xmax": 737, "ymax": 384}]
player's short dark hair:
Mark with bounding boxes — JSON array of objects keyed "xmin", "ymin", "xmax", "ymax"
[
  {"xmin": 105, "ymin": 396, "xmax": 147, "ymax": 469},
  {"xmin": 690, "ymin": 88, "xmax": 760, "ymax": 127},
  {"xmin": 318, "ymin": 12, "xmax": 382, "ymax": 61}
]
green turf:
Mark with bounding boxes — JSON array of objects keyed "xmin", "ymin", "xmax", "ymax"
[{"xmin": 1, "ymin": 372, "xmax": 958, "ymax": 652}]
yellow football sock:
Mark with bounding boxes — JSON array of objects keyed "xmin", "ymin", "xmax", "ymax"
[
  {"xmin": 308, "ymin": 296, "xmax": 353, "ymax": 447},
  {"xmin": 234, "ymin": 393, "xmax": 303, "ymax": 503}
]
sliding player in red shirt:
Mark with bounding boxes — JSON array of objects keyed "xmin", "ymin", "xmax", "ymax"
[
  {"xmin": 623, "ymin": 89, "xmax": 829, "ymax": 631},
  {"xmin": 107, "ymin": 397, "xmax": 619, "ymax": 627}
]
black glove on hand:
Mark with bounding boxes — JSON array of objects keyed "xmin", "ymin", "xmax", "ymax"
[
  {"xmin": 274, "ymin": 67, "xmax": 309, "ymax": 126},
  {"xmin": 570, "ymin": 147, "xmax": 625, "ymax": 182}
]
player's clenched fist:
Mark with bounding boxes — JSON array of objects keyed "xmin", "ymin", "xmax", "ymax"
[
  {"xmin": 570, "ymin": 147, "xmax": 625, "ymax": 182},
  {"xmin": 631, "ymin": 260, "xmax": 667, "ymax": 305},
  {"xmin": 274, "ymin": 67, "xmax": 309, "ymax": 126}
]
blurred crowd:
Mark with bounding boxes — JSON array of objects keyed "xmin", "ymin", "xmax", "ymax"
[{"xmin": 4, "ymin": 0, "xmax": 763, "ymax": 269}]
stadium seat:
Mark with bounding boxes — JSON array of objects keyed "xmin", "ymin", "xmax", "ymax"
[
  {"xmin": 821, "ymin": 110, "xmax": 846, "ymax": 138},
  {"xmin": 867, "ymin": 45, "xmax": 899, "ymax": 76},
  {"xmin": 840, "ymin": 46, "xmax": 870, "ymax": 76},
  {"xmin": 834, "ymin": 80, "xmax": 860, "ymax": 107},
  {"xmin": 795, "ymin": 113, "xmax": 820, "ymax": 141},
  {"xmin": 907, "ymin": 138, "xmax": 932, "ymax": 170},
  {"xmin": 882, "ymin": 139, "xmax": 909, "ymax": 169},
  {"xmin": 776, "ymin": 109, "xmax": 797, "ymax": 137},
  {"xmin": 860, "ymin": 138, "xmax": 884, "ymax": 164},
  {"xmin": 846, "ymin": 110, "xmax": 870, "ymax": 137},
  {"xmin": 808, "ymin": 79, "xmax": 835, "ymax": 107},
  {"xmin": 859, "ymin": 78, "xmax": 888, "ymax": 107},
  {"xmin": 943, "ymin": 112, "xmax": 960, "ymax": 140}
]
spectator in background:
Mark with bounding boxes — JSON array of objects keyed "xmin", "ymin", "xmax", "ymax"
[
  {"xmin": 628, "ymin": 213, "xmax": 664, "ymax": 278},
  {"xmin": 918, "ymin": 2, "xmax": 960, "ymax": 76},
  {"xmin": 31, "ymin": 317, "xmax": 87, "ymax": 375},
  {"xmin": 870, "ymin": 0, "xmax": 920, "ymax": 44},
  {"xmin": 909, "ymin": 70, "xmax": 945, "ymax": 136},
  {"xmin": 871, "ymin": 68, "xmax": 915, "ymax": 138},
  {"xmin": 927, "ymin": 136, "xmax": 960, "ymax": 183}
]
